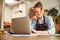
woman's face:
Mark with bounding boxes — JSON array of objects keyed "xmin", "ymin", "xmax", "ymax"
[{"xmin": 33, "ymin": 8, "xmax": 43, "ymax": 18}]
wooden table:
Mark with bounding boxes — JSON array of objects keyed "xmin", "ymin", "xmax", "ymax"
[{"xmin": 0, "ymin": 34, "xmax": 60, "ymax": 40}]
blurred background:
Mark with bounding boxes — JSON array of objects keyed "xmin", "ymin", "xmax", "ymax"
[{"xmin": 0, "ymin": 0, "xmax": 60, "ymax": 34}]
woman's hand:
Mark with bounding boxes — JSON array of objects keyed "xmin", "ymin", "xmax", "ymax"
[{"xmin": 31, "ymin": 30, "xmax": 42, "ymax": 34}]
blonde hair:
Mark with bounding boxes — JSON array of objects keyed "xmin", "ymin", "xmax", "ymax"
[{"xmin": 29, "ymin": 2, "xmax": 44, "ymax": 18}]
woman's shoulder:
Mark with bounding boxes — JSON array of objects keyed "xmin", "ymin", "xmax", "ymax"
[
  {"xmin": 44, "ymin": 15, "xmax": 53, "ymax": 24},
  {"xmin": 45, "ymin": 15, "xmax": 52, "ymax": 19}
]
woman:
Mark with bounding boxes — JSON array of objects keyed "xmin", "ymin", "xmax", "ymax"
[{"xmin": 30, "ymin": 2, "xmax": 55, "ymax": 34}]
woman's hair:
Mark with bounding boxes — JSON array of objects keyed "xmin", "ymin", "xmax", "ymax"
[
  {"xmin": 34, "ymin": 2, "xmax": 43, "ymax": 10},
  {"xmin": 29, "ymin": 2, "xmax": 44, "ymax": 18}
]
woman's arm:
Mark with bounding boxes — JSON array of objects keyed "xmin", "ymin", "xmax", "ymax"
[
  {"xmin": 32, "ymin": 29, "xmax": 49, "ymax": 34},
  {"xmin": 47, "ymin": 16, "xmax": 55, "ymax": 34},
  {"xmin": 35, "ymin": 31, "xmax": 49, "ymax": 34}
]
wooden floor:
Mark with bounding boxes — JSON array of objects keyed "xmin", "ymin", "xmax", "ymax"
[{"xmin": 0, "ymin": 34, "xmax": 60, "ymax": 40}]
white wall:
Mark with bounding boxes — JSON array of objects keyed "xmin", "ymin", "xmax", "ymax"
[
  {"xmin": 11, "ymin": 3, "xmax": 27, "ymax": 19},
  {"xmin": 4, "ymin": 6, "xmax": 12, "ymax": 23}
]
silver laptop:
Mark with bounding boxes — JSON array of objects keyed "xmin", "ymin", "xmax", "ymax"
[{"xmin": 11, "ymin": 17, "xmax": 31, "ymax": 34}]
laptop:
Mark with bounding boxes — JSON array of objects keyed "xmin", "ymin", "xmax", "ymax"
[{"xmin": 11, "ymin": 17, "xmax": 31, "ymax": 34}]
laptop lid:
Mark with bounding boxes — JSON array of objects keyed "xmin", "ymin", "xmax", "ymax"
[{"xmin": 12, "ymin": 17, "xmax": 31, "ymax": 34}]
